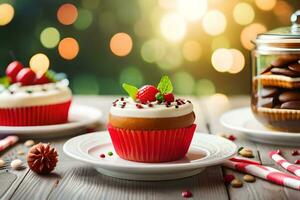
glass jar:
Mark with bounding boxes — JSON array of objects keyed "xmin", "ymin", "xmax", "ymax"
[{"xmin": 251, "ymin": 11, "xmax": 300, "ymax": 132}]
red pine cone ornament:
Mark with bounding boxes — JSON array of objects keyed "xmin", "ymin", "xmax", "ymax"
[{"xmin": 27, "ymin": 143, "xmax": 58, "ymax": 174}]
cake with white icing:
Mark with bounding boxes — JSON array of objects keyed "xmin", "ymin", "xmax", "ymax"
[
  {"xmin": 0, "ymin": 60, "xmax": 72, "ymax": 126},
  {"xmin": 107, "ymin": 75, "xmax": 196, "ymax": 163}
]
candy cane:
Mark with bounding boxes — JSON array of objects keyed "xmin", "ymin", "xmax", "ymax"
[
  {"xmin": 223, "ymin": 159, "xmax": 300, "ymax": 190},
  {"xmin": 0, "ymin": 136, "xmax": 19, "ymax": 151},
  {"xmin": 269, "ymin": 150, "xmax": 300, "ymax": 177}
]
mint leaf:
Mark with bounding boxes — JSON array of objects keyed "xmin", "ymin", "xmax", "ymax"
[
  {"xmin": 0, "ymin": 76, "xmax": 10, "ymax": 88},
  {"xmin": 122, "ymin": 83, "xmax": 138, "ymax": 100},
  {"xmin": 157, "ymin": 75, "xmax": 173, "ymax": 94}
]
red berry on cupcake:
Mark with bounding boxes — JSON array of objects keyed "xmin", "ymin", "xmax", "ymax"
[
  {"xmin": 34, "ymin": 74, "xmax": 50, "ymax": 85},
  {"xmin": 136, "ymin": 85, "xmax": 158, "ymax": 104},
  {"xmin": 164, "ymin": 93, "xmax": 174, "ymax": 103},
  {"xmin": 6, "ymin": 61, "xmax": 24, "ymax": 83},
  {"xmin": 16, "ymin": 68, "xmax": 36, "ymax": 86}
]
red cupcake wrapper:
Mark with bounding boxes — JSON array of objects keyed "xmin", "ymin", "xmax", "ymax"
[
  {"xmin": 0, "ymin": 100, "xmax": 71, "ymax": 126},
  {"xmin": 108, "ymin": 124, "xmax": 196, "ymax": 163}
]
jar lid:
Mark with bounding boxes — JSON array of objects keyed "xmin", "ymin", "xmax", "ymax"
[{"xmin": 256, "ymin": 10, "xmax": 300, "ymax": 44}]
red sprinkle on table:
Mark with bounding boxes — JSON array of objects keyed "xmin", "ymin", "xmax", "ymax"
[
  {"xmin": 295, "ymin": 160, "xmax": 300, "ymax": 164},
  {"xmin": 120, "ymin": 97, "xmax": 124, "ymax": 101},
  {"xmin": 100, "ymin": 154, "xmax": 105, "ymax": 158},
  {"xmin": 182, "ymin": 190, "xmax": 192, "ymax": 198},
  {"xmin": 223, "ymin": 174, "xmax": 235, "ymax": 185},
  {"xmin": 228, "ymin": 135, "xmax": 236, "ymax": 141},
  {"xmin": 292, "ymin": 150, "xmax": 299, "ymax": 156},
  {"xmin": 276, "ymin": 149, "xmax": 281, "ymax": 155},
  {"xmin": 136, "ymin": 104, "xmax": 143, "ymax": 109}
]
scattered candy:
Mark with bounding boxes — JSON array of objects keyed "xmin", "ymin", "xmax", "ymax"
[
  {"xmin": 239, "ymin": 148, "xmax": 254, "ymax": 158},
  {"xmin": 228, "ymin": 135, "xmax": 236, "ymax": 141},
  {"xmin": 24, "ymin": 140, "xmax": 35, "ymax": 147},
  {"xmin": 276, "ymin": 149, "xmax": 281, "ymax": 155},
  {"xmin": 0, "ymin": 159, "xmax": 5, "ymax": 167},
  {"xmin": 6, "ymin": 61, "xmax": 24, "ymax": 83},
  {"xmin": 108, "ymin": 152, "xmax": 113, "ymax": 156},
  {"xmin": 231, "ymin": 178, "xmax": 243, "ymax": 188},
  {"xmin": 17, "ymin": 149, "xmax": 25, "ymax": 155},
  {"xmin": 182, "ymin": 190, "xmax": 192, "ymax": 198},
  {"xmin": 295, "ymin": 160, "xmax": 300, "ymax": 164},
  {"xmin": 100, "ymin": 154, "xmax": 105, "ymax": 158},
  {"xmin": 11, "ymin": 159, "xmax": 23, "ymax": 170},
  {"xmin": 223, "ymin": 174, "xmax": 235, "ymax": 185},
  {"xmin": 291, "ymin": 150, "xmax": 299, "ymax": 156},
  {"xmin": 243, "ymin": 174, "xmax": 256, "ymax": 182}
]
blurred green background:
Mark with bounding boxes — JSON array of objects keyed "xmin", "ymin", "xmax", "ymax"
[{"xmin": 0, "ymin": 0, "xmax": 298, "ymax": 96}]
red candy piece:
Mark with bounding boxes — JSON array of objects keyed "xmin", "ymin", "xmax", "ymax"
[
  {"xmin": 276, "ymin": 149, "xmax": 282, "ymax": 155},
  {"xmin": 16, "ymin": 68, "xmax": 36, "ymax": 86},
  {"xmin": 228, "ymin": 135, "xmax": 236, "ymax": 141},
  {"xmin": 6, "ymin": 61, "xmax": 23, "ymax": 83},
  {"xmin": 100, "ymin": 154, "xmax": 105, "ymax": 158},
  {"xmin": 164, "ymin": 93, "xmax": 174, "ymax": 103},
  {"xmin": 34, "ymin": 74, "xmax": 50, "ymax": 85},
  {"xmin": 295, "ymin": 160, "xmax": 300, "ymax": 164},
  {"xmin": 292, "ymin": 150, "xmax": 299, "ymax": 156},
  {"xmin": 182, "ymin": 191, "xmax": 192, "ymax": 198},
  {"xmin": 223, "ymin": 174, "xmax": 235, "ymax": 185},
  {"xmin": 136, "ymin": 85, "xmax": 158, "ymax": 104}
]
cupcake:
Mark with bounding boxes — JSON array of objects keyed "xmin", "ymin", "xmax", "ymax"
[
  {"xmin": 0, "ymin": 60, "xmax": 72, "ymax": 126},
  {"xmin": 108, "ymin": 75, "xmax": 196, "ymax": 163}
]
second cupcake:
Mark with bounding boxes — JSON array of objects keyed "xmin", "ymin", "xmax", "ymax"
[{"xmin": 108, "ymin": 75, "xmax": 196, "ymax": 163}]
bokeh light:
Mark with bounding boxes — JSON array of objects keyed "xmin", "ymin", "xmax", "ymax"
[
  {"xmin": 40, "ymin": 27, "xmax": 60, "ymax": 49},
  {"xmin": 157, "ymin": 48, "xmax": 182, "ymax": 71},
  {"xmin": 182, "ymin": 40, "xmax": 202, "ymax": 62},
  {"xmin": 177, "ymin": 0, "xmax": 207, "ymax": 21},
  {"xmin": 73, "ymin": 74, "xmax": 99, "ymax": 94},
  {"xmin": 74, "ymin": 9, "xmax": 93, "ymax": 30},
  {"xmin": 241, "ymin": 23, "xmax": 267, "ymax": 50},
  {"xmin": 255, "ymin": 0, "xmax": 276, "ymax": 11},
  {"xmin": 195, "ymin": 79, "xmax": 216, "ymax": 96},
  {"xmin": 29, "ymin": 53, "xmax": 50, "ymax": 76},
  {"xmin": 160, "ymin": 13, "xmax": 186, "ymax": 42},
  {"xmin": 119, "ymin": 67, "xmax": 144, "ymax": 86},
  {"xmin": 233, "ymin": 3, "xmax": 255, "ymax": 25},
  {"xmin": 211, "ymin": 48, "xmax": 233, "ymax": 72},
  {"xmin": 110, "ymin": 32, "xmax": 133, "ymax": 57},
  {"xmin": 0, "ymin": 3, "xmax": 14, "ymax": 26},
  {"xmin": 141, "ymin": 39, "xmax": 165, "ymax": 63},
  {"xmin": 81, "ymin": 0, "xmax": 100, "ymax": 10},
  {"xmin": 159, "ymin": 0, "xmax": 176, "ymax": 10},
  {"xmin": 57, "ymin": 3, "xmax": 78, "ymax": 25},
  {"xmin": 228, "ymin": 49, "xmax": 245, "ymax": 74},
  {"xmin": 211, "ymin": 36, "xmax": 230, "ymax": 51},
  {"xmin": 58, "ymin": 37, "xmax": 79, "ymax": 60},
  {"xmin": 202, "ymin": 10, "xmax": 227, "ymax": 36},
  {"xmin": 273, "ymin": 1, "xmax": 292, "ymax": 25},
  {"xmin": 172, "ymin": 72, "xmax": 195, "ymax": 95}
]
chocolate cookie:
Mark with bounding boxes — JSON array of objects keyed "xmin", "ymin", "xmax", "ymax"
[
  {"xmin": 271, "ymin": 68, "xmax": 300, "ymax": 77},
  {"xmin": 258, "ymin": 97, "xmax": 274, "ymax": 108},
  {"xmin": 271, "ymin": 55, "xmax": 300, "ymax": 67},
  {"xmin": 279, "ymin": 91, "xmax": 300, "ymax": 102},
  {"xmin": 261, "ymin": 87, "xmax": 279, "ymax": 98},
  {"xmin": 281, "ymin": 101, "xmax": 300, "ymax": 110},
  {"xmin": 288, "ymin": 63, "xmax": 300, "ymax": 73}
]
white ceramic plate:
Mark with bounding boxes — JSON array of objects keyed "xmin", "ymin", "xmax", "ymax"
[
  {"xmin": 0, "ymin": 104, "xmax": 103, "ymax": 138},
  {"xmin": 63, "ymin": 131, "xmax": 237, "ymax": 181},
  {"xmin": 220, "ymin": 107, "xmax": 300, "ymax": 146}
]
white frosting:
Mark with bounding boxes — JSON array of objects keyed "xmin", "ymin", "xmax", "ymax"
[
  {"xmin": 0, "ymin": 79, "xmax": 72, "ymax": 108},
  {"xmin": 110, "ymin": 97, "xmax": 193, "ymax": 118}
]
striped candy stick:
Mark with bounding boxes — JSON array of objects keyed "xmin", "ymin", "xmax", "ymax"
[
  {"xmin": 0, "ymin": 136, "xmax": 19, "ymax": 151},
  {"xmin": 269, "ymin": 150, "xmax": 300, "ymax": 177},
  {"xmin": 223, "ymin": 159, "xmax": 300, "ymax": 190}
]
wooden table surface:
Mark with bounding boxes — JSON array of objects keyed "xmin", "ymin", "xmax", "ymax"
[{"xmin": 1, "ymin": 95, "xmax": 300, "ymax": 200}]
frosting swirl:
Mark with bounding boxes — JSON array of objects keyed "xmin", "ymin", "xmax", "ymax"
[
  {"xmin": 110, "ymin": 97, "xmax": 193, "ymax": 118},
  {"xmin": 0, "ymin": 79, "xmax": 72, "ymax": 108}
]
